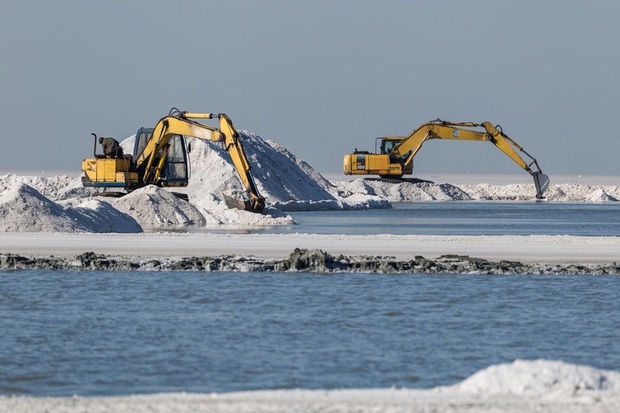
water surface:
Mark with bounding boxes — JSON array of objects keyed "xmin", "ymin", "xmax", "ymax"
[
  {"xmin": 2, "ymin": 270, "xmax": 618, "ymax": 396},
  {"xmin": 177, "ymin": 202, "xmax": 620, "ymax": 236}
]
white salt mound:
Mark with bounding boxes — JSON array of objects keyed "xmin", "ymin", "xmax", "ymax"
[
  {"xmin": 584, "ymin": 189, "xmax": 618, "ymax": 202},
  {"xmin": 458, "ymin": 182, "xmax": 620, "ymax": 202},
  {"xmin": 180, "ymin": 132, "xmax": 386, "ymax": 211},
  {"xmin": 338, "ymin": 178, "xmax": 471, "ymax": 202},
  {"xmin": 247, "ymin": 136, "xmax": 337, "ymax": 202},
  {"xmin": 0, "ymin": 183, "xmax": 141, "ymax": 233},
  {"xmin": 0, "ymin": 183, "xmax": 82, "ymax": 233},
  {"xmin": 63, "ymin": 198, "xmax": 143, "ymax": 233},
  {"xmin": 444, "ymin": 359, "xmax": 620, "ymax": 396},
  {"xmin": 109, "ymin": 185, "xmax": 207, "ymax": 228},
  {"xmin": 0, "ymin": 173, "xmax": 91, "ymax": 200}
]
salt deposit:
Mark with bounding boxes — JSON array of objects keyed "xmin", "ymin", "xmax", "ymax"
[
  {"xmin": 0, "ymin": 129, "xmax": 618, "ymax": 234},
  {"xmin": 2, "ymin": 359, "xmax": 619, "ymax": 413},
  {"xmin": 460, "ymin": 182, "xmax": 620, "ymax": 202},
  {"xmin": 584, "ymin": 188, "xmax": 618, "ymax": 203},
  {"xmin": 0, "ymin": 183, "xmax": 140, "ymax": 233},
  {"xmin": 337, "ymin": 178, "xmax": 472, "ymax": 201},
  {"xmin": 108, "ymin": 185, "xmax": 207, "ymax": 228},
  {"xmin": 443, "ymin": 359, "xmax": 620, "ymax": 396}
]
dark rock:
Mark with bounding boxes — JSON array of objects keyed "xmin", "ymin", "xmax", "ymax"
[
  {"xmin": 286, "ymin": 248, "xmax": 330, "ymax": 272},
  {"xmin": 0, "ymin": 250, "xmax": 618, "ymax": 276}
]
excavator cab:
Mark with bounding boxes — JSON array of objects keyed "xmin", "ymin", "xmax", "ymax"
[
  {"xmin": 378, "ymin": 137, "xmax": 411, "ymax": 163},
  {"xmin": 133, "ymin": 127, "xmax": 189, "ymax": 187}
]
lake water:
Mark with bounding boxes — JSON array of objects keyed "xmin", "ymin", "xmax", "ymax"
[
  {"xmin": 2, "ymin": 271, "xmax": 619, "ymax": 397},
  {"xmin": 194, "ymin": 202, "xmax": 620, "ymax": 236},
  {"xmin": 1, "ymin": 201, "xmax": 620, "ymax": 397}
]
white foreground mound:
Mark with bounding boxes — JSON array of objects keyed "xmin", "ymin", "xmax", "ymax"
[
  {"xmin": 443, "ymin": 359, "xmax": 620, "ymax": 396},
  {"xmin": 2, "ymin": 359, "xmax": 619, "ymax": 413}
]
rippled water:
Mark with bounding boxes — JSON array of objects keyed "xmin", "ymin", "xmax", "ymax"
[
  {"xmin": 187, "ymin": 202, "xmax": 620, "ymax": 236},
  {"xmin": 2, "ymin": 270, "xmax": 619, "ymax": 396}
]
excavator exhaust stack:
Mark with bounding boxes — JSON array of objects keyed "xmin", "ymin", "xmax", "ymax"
[{"xmin": 532, "ymin": 171, "xmax": 550, "ymax": 200}]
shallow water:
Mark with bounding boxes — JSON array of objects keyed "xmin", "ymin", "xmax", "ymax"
[
  {"xmin": 179, "ymin": 202, "xmax": 620, "ymax": 236},
  {"xmin": 1, "ymin": 270, "xmax": 619, "ymax": 396},
  {"xmin": 292, "ymin": 202, "xmax": 620, "ymax": 236}
]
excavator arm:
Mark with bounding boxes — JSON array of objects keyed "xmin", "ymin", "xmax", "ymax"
[
  {"xmin": 134, "ymin": 110, "xmax": 265, "ymax": 212},
  {"xmin": 392, "ymin": 120, "xmax": 527, "ymax": 171},
  {"xmin": 343, "ymin": 119, "xmax": 550, "ymax": 199},
  {"xmin": 392, "ymin": 119, "xmax": 549, "ymax": 198}
]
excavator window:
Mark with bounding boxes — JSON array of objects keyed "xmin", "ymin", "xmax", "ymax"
[
  {"xmin": 377, "ymin": 138, "xmax": 411, "ymax": 162},
  {"xmin": 133, "ymin": 128, "xmax": 153, "ymax": 158},
  {"xmin": 162, "ymin": 135, "xmax": 188, "ymax": 182},
  {"xmin": 381, "ymin": 139, "xmax": 395, "ymax": 154}
]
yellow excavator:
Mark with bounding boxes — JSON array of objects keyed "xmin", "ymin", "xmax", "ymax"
[
  {"xmin": 343, "ymin": 119, "xmax": 550, "ymax": 199},
  {"xmin": 81, "ymin": 108, "xmax": 266, "ymax": 213}
]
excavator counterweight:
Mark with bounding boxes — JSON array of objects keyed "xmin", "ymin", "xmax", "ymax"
[
  {"xmin": 81, "ymin": 108, "xmax": 265, "ymax": 213},
  {"xmin": 343, "ymin": 119, "xmax": 550, "ymax": 199}
]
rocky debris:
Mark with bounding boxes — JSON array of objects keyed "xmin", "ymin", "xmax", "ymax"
[{"xmin": 1, "ymin": 249, "xmax": 619, "ymax": 275}]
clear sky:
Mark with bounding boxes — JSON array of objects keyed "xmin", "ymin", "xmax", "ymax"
[{"xmin": 1, "ymin": 1, "xmax": 619, "ymax": 177}]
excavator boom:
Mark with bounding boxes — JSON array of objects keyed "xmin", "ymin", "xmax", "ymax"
[
  {"xmin": 343, "ymin": 119, "xmax": 549, "ymax": 199},
  {"xmin": 82, "ymin": 109, "xmax": 266, "ymax": 213}
]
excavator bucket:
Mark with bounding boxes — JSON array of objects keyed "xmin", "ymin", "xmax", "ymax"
[
  {"xmin": 224, "ymin": 195, "xmax": 266, "ymax": 213},
  {"xmin": 532, "ymin": 171, "xmax": 550, "ymax": 199}
]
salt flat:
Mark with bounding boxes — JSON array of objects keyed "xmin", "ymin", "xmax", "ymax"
[{"xmin": 0, "ymin": 232, "xmax": 618, "ymax": 265}]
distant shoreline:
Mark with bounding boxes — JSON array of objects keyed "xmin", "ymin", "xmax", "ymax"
[
  {"xmin": 2, "ymin": 170, "xmax": 618, "ymax": 186},
  {"xmin": 323, "ymin": 172, "xmax": 620, "ymax": 186},
  {"xmin": 0, "ymin": 169, "xmax": 82, "ymax": 178}
]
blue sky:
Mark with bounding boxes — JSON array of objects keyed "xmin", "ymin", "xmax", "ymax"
[{"xmin": 1, "ymin": 1, "xmax": 619, "ymax": 176}]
